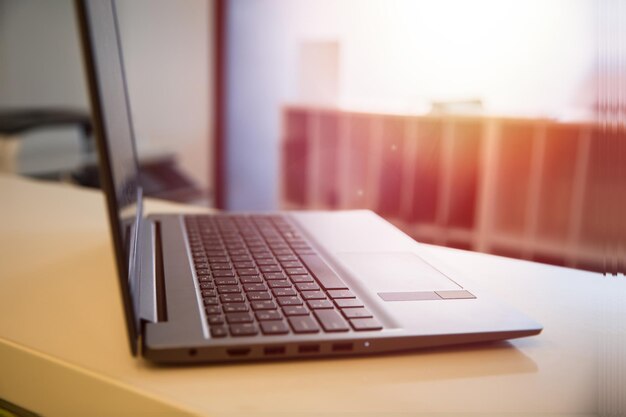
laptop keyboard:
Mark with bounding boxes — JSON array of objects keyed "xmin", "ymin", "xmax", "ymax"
[{"xmin": 184, "ymin": 214, "xmax": 383, "ymax": 338}]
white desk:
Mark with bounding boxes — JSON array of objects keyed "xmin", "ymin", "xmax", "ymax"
[{"xmin": 1, "ymin": 174, "xmax": 625, "ymax": 417}]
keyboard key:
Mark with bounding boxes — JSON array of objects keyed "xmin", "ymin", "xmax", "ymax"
[
  {"xmin": 272, "ymin": 288, "xmax": 297, "ymax": 297},
  {"xmin": 237, "ymin": 268, "xmax": 259, "ymax": 276},
  {"xmin": 199, "ymin": 282, "xmax": 215, "ymax": 290},
  {"xmin": 299, "ymin": 254, "xmax": 348, "ymax": 290},
  {"xmin": 290, "ymin": 275, "xmax": 314, "ymax": 283},
  {"xmin": 249, "ymin": 247, "xmax": 270, "ymax": 254},
  {"xmin": 213, "ymin": 270, "xmax": 235, "ymax": 277},
  {"xmin": 264, "ymin": 272, "xmax": 286, "ymax": 280},
  {"xmin": 268, "ymin": 280, "xmax": 292, "ymax": 288},
  {"xmin": 217, "ymin": 285, "xmax": 241, "ymax": 294},
  {"xmin": 295, "ymin": 282, "xmax": 320, "ymax": 292},
  {"xmin": 196, "ymin": 269, "xmax": 211, "ymax": 276},
  {"xmin": 342, "ymin": 308, "xmax": 373, "ymax": 319},
  {"xmin": 256, "ymin": 259, "xmax": 277, "ymax": 266},
  {"xmin": 220, "ymin": 294, "xmax": 245, "ymax": 303},
  {"xmin": 231, "ymin": 255, "xmax": 251, "ymax": 262},
  {"xmin": 288, "ymin": 316, "xmax": 320, "ymax": 334},
  {"xmin": 211, "ymin": 264, "xmax": 232, "ymax": 270},
  {"xmin": 314, "ymin": 310, "xmax": 350, "ymax": 332},
  {"xmin": 285, "ymin": 267, "xmax": 308, "ymax": 276},
  {"xmin": 230, "ymin": 323, "xmax": 259, "ymax": 336},
  {"xmin": 208, "ymin": 256, "xmax": 228, "ymax": 263},
  {"xmin": 227, "ymin": 249, "xmax": 247, "ymax": 255},
  {"xmin": 350, "ymin": 318, "xmax": 383, "ymax": 331},
  {"xmin": 334, "ymin": 298, "xmax": 364, "ymax": 308},
  {"xmin": 223, "ymin": 303, "xmax": 249, "ymax": 313},
  {"xmin": 327, "ymin": 290, "xmax": 355, "ymax": 299},
  {"xmin": 226, "ymin": 312, "xmax": 253, "ymax": 323},
  {"xmin": 256, "ymin": 310, "xmax": 283, "ymax": 321},
  {"xmin": 260, "ymin": 265, "xmax": 282, "ymax": 273},
  {"xmin": 307, "ymin": 299, "xmax": 334, "ymax": 309},
  {"xmin": 240, "ymin": 276, "xmax": 262, "ymax": 284},
  {"xmin": 207, "ymin": 315, "xmax": 224, "ymax": 325},
  {"xmin": 205, "ymin": 306, "xmax": 221, "ymax": 315},
  {"xmin": 234, "ymin": 261, "xmax": 255, "ymax": 269},
  {"xmin": 260, "ymin": 320, "xmax": 290, "ymax": 335},
  {"xmin": 243, "ymin": 283, "xmax": 268, "ymax": 292},
  {"xmin": 210, "ymin": 326, "xmax": 228, "ymax": 337},
  {"xmin": 277, "ymin": 296, "xmax": 303, "ymax": 306},
  {"xmin": 280, "ymin": 261, "xmax": 303, "ymax": 269},
  {"xmin": 301, "ymin": 291, "xmax": 326, "ymax": 300},
  {"xmin": 215, "ymin": 278, "xmax": 237, "ymax": 286},
  {"xmin": 247, "ymin": 291, "xmax": 272, "ymax": 301},
  {"xmin": 203, "ymin": 297, "xmax": 219, "ymax": 306},
  {"xmin": 277, "ymin": 255, "xmax": 298, "ymax": 261},
  {"xmin": 251, "ymin": 300, "xmax": 277, "ymax": 310},
  {"xmin": 269, "ymin": 242, "xmax": 289, "ymax": 249},
  {"xmin": 282, "ymin": 305, "xmax": 309, "ymax": 316},
  {"xmin": 202, "ymin": 290, "xmax": 217, "ymax": 297}
]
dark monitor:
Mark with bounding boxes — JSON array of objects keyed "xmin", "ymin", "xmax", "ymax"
[{"xmin": 75, "ymin": 0, "xmax": 143, "ymax": 354}]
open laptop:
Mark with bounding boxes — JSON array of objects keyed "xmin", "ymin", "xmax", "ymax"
[{"xmin": 75, "ymin": 0, "xmax": 541, "ymax": 364}]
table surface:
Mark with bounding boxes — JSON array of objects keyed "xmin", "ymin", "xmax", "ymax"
[{"xmin": 1, "ymin": 174, "xmax": 625, "ymax": 417}]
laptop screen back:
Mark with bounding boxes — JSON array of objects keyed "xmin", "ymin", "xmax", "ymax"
[{"xmin": 76, "ymin": 0, "xmax": 143, "ymax": 354}]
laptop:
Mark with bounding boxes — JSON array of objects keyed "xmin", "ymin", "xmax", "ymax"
[{"xmin": 75, "ymin": 0, "xmax": 542, "ymax": 364}]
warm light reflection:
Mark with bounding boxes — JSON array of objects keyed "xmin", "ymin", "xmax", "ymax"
[{"xmin": 294, "ymin": 0, "xmax": 597, "ymax": 118}]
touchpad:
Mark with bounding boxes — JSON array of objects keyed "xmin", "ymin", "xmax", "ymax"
[{"xmin": 336, "ymin": 252, "xmax": 461, "ymax": 292}]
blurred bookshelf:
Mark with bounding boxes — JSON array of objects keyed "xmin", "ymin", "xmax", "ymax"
[{"xmin": 280, "ymin": 105, "xmax": 609, "ymax": 273}]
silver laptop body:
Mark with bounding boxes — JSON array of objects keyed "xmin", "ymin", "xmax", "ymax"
[{"xmin": 76, "ymin": 0, "xmax": 541, "ymax": 364}]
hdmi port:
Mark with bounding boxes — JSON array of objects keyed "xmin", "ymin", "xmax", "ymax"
[{"xmin": 226, "ymin": 348, "xmax": 251, "ymax": 357}]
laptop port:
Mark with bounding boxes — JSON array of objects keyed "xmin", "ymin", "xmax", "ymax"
[
  {"xmin": 226, "ymin": 348, "xmax": 251, "ymax": 357},
  {"xmin": 298, "ymin": 344, "xmax": 320, "ymax": 354},
  {"xmin": 263, "ymin": 346, "xmax": 286, "ymax": 355},
  {"xmin": 332, "ymin": 343, "xmax": 353, "ymax": 352}
]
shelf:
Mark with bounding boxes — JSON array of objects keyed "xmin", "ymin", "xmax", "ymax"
[{"xmin": 280, "ymin": 106, "xmax": 607, "ymax": 272}]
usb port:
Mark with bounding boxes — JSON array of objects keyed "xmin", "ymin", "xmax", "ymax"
[
  {"xmin": 298, "ymin": 344, "xmax": 320, "ymax": 354},
  {"xmin": 264, "ymin": 346, "xmax": 286, "ymax": 355},
  {"xmin": 226, "ymin": 348, "xmax": 251, "ymax": 356},
  {"xmin": 332, "ymin": 343, "xmax": 353, "ymax": 352}
]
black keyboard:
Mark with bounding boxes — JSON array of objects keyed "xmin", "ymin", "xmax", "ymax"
[{"xmin": 184, "ymin": 214, "xmax": 383, "ymax": 337}]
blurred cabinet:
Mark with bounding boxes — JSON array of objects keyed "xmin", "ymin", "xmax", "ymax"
[{"xmin": 281, "ymin": 105, "xmax": 609, "ymax": 272}]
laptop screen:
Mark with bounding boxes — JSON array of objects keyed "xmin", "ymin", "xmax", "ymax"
[{"xmin": 76, "ymin": 0, "xmax": 143, "ymax": 353}]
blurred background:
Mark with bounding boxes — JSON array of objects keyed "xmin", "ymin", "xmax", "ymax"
[
  {"xmin": 1, "ymin": 0, "xmax": 623, "ymax": 273},
  {"xmin": 0, "ymin": 0, "xmax": 211, "ymax": 202}
]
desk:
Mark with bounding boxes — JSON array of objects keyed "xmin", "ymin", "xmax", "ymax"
[{"xmin": 1, "ymin": 174, "xmax": 625, "ymax": 416}]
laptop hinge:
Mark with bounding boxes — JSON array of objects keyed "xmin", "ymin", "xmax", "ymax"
[{"xmin": 138, "ymin": 218, "xmax": 158, "ymax": 323}]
